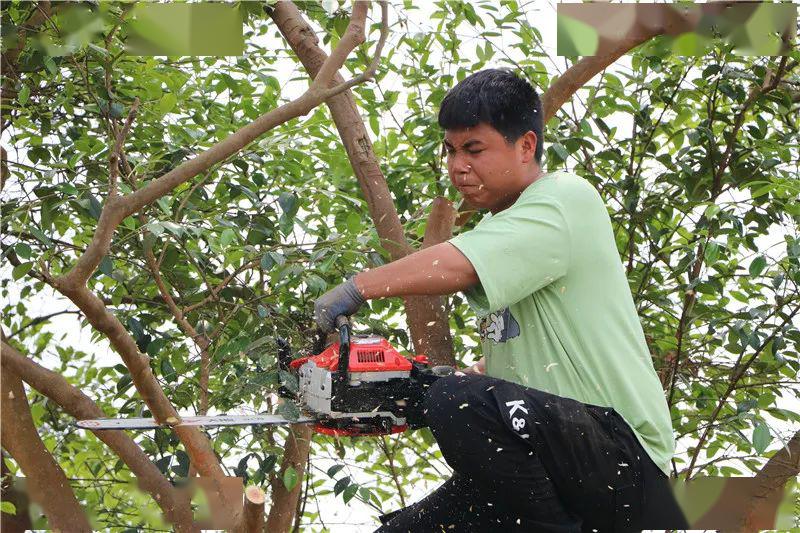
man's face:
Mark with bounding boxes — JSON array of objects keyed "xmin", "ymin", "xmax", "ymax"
[{"xmin": 443, "ymin": 123, "xmax": 536, "ymax": 214}]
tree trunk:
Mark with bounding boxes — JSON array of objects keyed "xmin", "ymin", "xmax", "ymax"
[
  {"xmin": 0, "ymin": 366, "xmax": 92, "ymax": 532},
  {"xmin": 265, "ymin": 425, "xmax": 313, "ymax": 533},
  {"xmin": 735, "ymin": 429, "xmax": 800, "ymax": 532}
]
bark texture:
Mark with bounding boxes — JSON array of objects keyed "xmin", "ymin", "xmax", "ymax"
[
  {"xmin": 0, "ymin": 339, "xmax": 197, "ymax": 532},
  {"xmin": 736, "ymin": 429, "xmax": 800, "ymax": 532},
  {"xmin": 271, "ymin": 1, "xmax": 456, "ymax": 365},
  {"xmin": 237, "ymin": 485, "xmax": 266, "ymax": 532},
  {"xmin": 265, "ymin": 425, "xmax": 313, "ymax": 533},
  {"xmin": 0, "ymin": 364, "xmax": 92, "ymax": 532}
]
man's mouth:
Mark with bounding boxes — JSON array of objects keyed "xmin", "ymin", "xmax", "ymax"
[{"xmin": 458, "ymin": 185, "xmax": 483, "ymax": 195}]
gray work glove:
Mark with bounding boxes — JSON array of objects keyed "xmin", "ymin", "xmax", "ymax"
[{"xmin": 314, "ymin": 278, "xmax": 366, "ymax": 333}]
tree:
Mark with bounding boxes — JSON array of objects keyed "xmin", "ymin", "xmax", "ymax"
[{"xmin": 2, "ymin": 1, "xmax": 798, "ymax": 531}]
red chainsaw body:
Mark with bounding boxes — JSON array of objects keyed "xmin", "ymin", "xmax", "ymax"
[
  {"xmin": 290, "ymin": 335, "xmax": 429, "ymax": 373},
  {"xmin": 290, "ymin": 335, "xmax": 430, "ymax": 437}
]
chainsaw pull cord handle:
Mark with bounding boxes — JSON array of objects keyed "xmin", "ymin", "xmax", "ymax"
[{"xmin": 334, "ymin": 315, "xmax": 351, "ymax": 393}]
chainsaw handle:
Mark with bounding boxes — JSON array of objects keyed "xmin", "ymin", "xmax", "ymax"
[{"xmin": 335, "ymin": 315, "xmax": 352, "ymax": 389}]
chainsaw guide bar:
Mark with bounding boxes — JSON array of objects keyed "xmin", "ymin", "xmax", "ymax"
[{"xmin": 75, "ymin": 413, "xmax": 316, "ymax": 431}]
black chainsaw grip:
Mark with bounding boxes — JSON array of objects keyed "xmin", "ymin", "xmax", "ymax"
[{"xmin": 336, "ymin": 315, "xmax": 351, "ymax": 385}]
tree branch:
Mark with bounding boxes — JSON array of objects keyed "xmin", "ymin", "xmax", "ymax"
[
  {"xmin": 109, "ymin": 98, "xmax": 140, "ymax": 198},
  {"xmin": 270, "ymin": 0, "xmax": 455, "ymax": 364},
  {"xmin": 0, "ymin": 358, "xmax": 92, "ymax": 531},
  {"xmin": 266, "ymin": 425, "xmax": 313, "ymax": 533},
  {"xmin": 737, "ymin": 429, "xmax": 800, "ymax": 532},
  {"xmin": 53, "ymin": 1, "xmax": 388, "ymax": 290},
  {"xmin": 0, "ymin": 337, "xmax": 196, "ymax": 531}
]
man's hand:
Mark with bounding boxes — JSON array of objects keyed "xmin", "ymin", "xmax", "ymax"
[{"xmin": 314, "ymin": 278, "xmax": 366, "ymax": 333}]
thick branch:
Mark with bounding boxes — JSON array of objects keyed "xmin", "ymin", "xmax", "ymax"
[
  {"xmin": 737, "ymin": 429, "xmax": 800, "ymax": 532},
  {"xmin": 237, "ymin": 486, "xmax": 266, "ymax": 533},
  {"xmin": 266, "ymin": 425, "xmax": 313, "ymax": 533},
  {"xmin": 43, "ymin": 281, "xmax": 225, "ymax": 480},
  {"xmin": 271, "ymin": 0, "xmax": 411, "ymax": 261},
  {"xmin": 40, "ymin": 0, "xmax": 387, "ymax": 494},
  {"xmin": 0, "ymin": 338, "xmax": 196, "ymax": 531},
  {"xmin": 0, "ymin": 363, "xmax": 92, "ymax": 531},
  {"xmin": 271, "ymin": 1, "xmax": 455, "ymax": 364},
  {"xmin": 544, "ymin": 3, "xmax": 736, "ymax": 122}
]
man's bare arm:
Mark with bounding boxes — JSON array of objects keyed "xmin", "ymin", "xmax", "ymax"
[{"xmin": 354, "ymin": 242, "xmax": 479, "ymax": 300}]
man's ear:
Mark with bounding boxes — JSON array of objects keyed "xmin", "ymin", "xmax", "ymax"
[{"xmin": 519, "ymin": 131, "xmax": 538, "ymax": 164}]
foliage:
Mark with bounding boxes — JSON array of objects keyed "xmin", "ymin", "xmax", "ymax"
[{"xmin": 1, "ymin": 0, "xmax": 798, "ymax": 530}]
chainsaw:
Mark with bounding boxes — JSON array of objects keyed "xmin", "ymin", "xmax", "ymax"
[{"xmin": 76, "ymin": 316, "xmax": 453, "ymax": 436}]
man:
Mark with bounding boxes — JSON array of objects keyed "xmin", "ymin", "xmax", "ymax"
[{"xmin": 314, "ymin": 69, "xmax": 688, "ymax": 532}]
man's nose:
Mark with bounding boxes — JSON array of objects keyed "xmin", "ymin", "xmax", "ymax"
[{"xmin": 450, "ymin": 156, "xmax": 472, "ymax": 178}]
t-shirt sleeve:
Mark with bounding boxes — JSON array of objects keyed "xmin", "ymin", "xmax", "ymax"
[{"xmin": 448, "ymin": 194, "xmax": 571, "ymax": 312}]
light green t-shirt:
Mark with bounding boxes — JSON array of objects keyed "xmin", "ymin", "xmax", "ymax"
[{"xmin": 448, "ymin": 170, "xmax": 674, "ymax": 476}]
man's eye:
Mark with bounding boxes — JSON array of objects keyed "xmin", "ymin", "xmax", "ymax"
[{"xmin": 468, "ymin": 150, "xmax": 483, "ymax": 155}]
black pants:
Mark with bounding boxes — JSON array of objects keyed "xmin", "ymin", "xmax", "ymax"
[{"xmin": 376, "ymin": 374, "xmax": 689, "ymax": 532}]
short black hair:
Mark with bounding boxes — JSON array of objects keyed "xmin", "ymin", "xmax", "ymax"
[{"xmin": 438, "ymin": 68, "xmax": 543, "ymax": 163}]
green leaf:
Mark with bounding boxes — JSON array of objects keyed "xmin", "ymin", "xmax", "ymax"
[
  {"xmin": 333, "ymin": 475, "xmax": 350, "ymax": 496},
  {"xmin": 18, "ymin": 85, "xmax": 30, "ymax": 105},
  {"xmin": 44, "ymin": 56, "xmax": 58, "ymax": 75},
  {"xmin": 160, "ymin": 358, "xmax": 177, "ymax": 383},
  {"xmin": 277, "ymin": 399, "xmax": 300, "ymax": 421},
  {"xmin": 278, "ymin": 192, "xmax": 297, "ymax": 215},
  {"xmin": 704, "ymin": 242, "xmax": 719, "ymax": 265},
  {"xmin": 283, "ymin": 466, "xmax": 298, "ymax": 491},
  {"xmin": 29, "ymin": 226, "xmax": 52, "ymax": 247},
  {"xmin": 551, "ymin": 143, "xmax": 569, "ymax": 161},
  {"xmin": 159, "ymin": 93, "xmax": 178, "ymax": 114},
  {"xmin": 703, "ymin": 204, "xmax": 721, "ymax": 219},
  {"xmin": 220, "ymin": 228, "xmax": 236, "ymax": 247},
  {"xmin": 346, "ymin": 212, "xmax": 361, "ymax": 234},
  {"xmin": 99, "ymin": 255, "xmax": 114, "ymax": 277},
  {"xmin": 749, "ymin": 256, "xmax": 767, "ymax": 277},
  {"xmin": 327, "ymin": 464, "xmax": 345, "ymax": 477},
  {"xmin": 14, "ymin": 243, "xmax": 32, "ymax": 260},
  {"xmin": 260, "ymin": 454, "xmax": 277, "ymax": 473},
  {"xmin": 278, "ymin": 370, "xmax": 298, "ymax": 394},
  {"xmin": 116, "ymin": 374, "xmax": 132, "ymax": 394},
  {"xmin": 752, "ymin": 423, "xmax": 771, "ymax": 454},
  {"xmin": 12, "ymin": 262, "xmax": 33, "ymax": 280},
  {"xmin": 343, "ymin": 483, "xmax": 358, "ymax": 503},
  {"xmin": 0, "ymin": 501, "xmax": 16, "ymax": 515},
  {"xmin": 750, "ymin": 183, "xmax": 773, "ymax": 198},
  {"xmin": 127, "ymin": 317, "xmax": 145, "ymax": 342},
  {"xmin": 167, "ymin": 450, "xmax": 188, "ymax": 478},
  {"xmin": 369, "ymin": 114, "xmax": 380, "ymax": 136}
]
